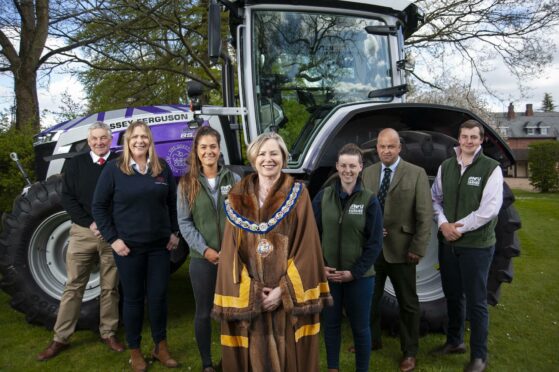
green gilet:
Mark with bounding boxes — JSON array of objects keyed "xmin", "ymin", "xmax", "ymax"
[
  {"xmin": 441, "ymin": 151, "xmax": 499, "ymax": 248},
  {"xmin": 320, "ymin": 184, "xmax": 375, "ymax": 277},
  {"xmin": 190, "ymin": 169, "xmax": 237, "ymax": 259}
]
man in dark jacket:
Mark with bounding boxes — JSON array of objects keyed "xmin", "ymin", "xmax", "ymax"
[{"xmin": 37, "ymin": 122, "xmax": 124, "ymax": 361}]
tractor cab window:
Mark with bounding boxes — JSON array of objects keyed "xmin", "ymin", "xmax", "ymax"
[{"xmin": 252, "ymin": 10, "xmax": 392, "ymax": 162}]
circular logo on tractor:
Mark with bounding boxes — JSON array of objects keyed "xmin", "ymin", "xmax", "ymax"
[{"xmin": 166, "ymin": 144, "xmax": 191, "ymax": 176}]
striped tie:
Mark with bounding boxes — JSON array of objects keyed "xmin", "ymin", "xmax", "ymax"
[{"xmin": 377, "ymin": 167, "xmax": 392, "ymax": 211}]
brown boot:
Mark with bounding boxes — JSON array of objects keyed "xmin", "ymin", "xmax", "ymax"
[
  {"xmin": 129, "ymin": 348, "xmax": 147, "ymax": 372},
  {"xmin": 152, "ymin": 340, "xmax": 178, "ymax": 368}
]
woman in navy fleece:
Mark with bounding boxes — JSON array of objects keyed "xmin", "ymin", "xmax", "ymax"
[{"xmin": 93, "ymin": 121, "xmax": 180, "ymax": 371}]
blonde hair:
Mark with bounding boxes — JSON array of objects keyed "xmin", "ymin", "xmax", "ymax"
[
  {"xmin": 178, "ymin": 126, "xmax": 221, "ymax": 207},
  {"xmin": 246, "ymin": 132, "xmax": 288, "ymax": 168},
  {"xmin": 118, "ymin": 121, "xmax": 163, "ymax": 176}
]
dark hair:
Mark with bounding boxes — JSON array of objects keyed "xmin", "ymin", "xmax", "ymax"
[
  {"xmin": 459, "ymin": 119, "xmax": 485, "ymax": 138},
  {"xmin": 178, "ymin": 126, "xmax": 221, "ymax": 207},
  {"xmin": 337, "ymin": 143, "xmax": 363, "ymax": 163}
]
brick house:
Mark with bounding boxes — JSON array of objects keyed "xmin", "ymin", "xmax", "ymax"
[{"xmin": 493, "ymin": 103, "xmax": 559, "ymax": 177}]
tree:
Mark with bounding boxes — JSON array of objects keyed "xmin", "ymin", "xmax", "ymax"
[
  {"xmin": 528, "ymin": 141, "xmax": 559, "ymax": 192},
  {"xmin": 408, "ymin": 82, "xmax": 495, "ymax": 126},
  {"xmin": 41, "ymin": 90, "xmax": 86, "ymax": 123},
  {"xmin": 0, "ymin": 1, "xmax": 179, "ymax": 130},
  {"xmin": 540, "ymin": 93, "xmax": 556, "ymax": 112},
  {"xmin": 62, "ymin": 0, "xmax": 221, "ymax": 111},
  {"xmin": 407, "ymin": 0, "xmax": 559, "ymax": 98}
]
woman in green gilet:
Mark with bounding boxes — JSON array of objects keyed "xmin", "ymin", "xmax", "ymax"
[{"xmin": 177, "ymin": 126, "xmax": 240, "ymax": 372}]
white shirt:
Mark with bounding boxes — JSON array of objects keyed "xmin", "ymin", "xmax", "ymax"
[
  {"xmin": 379, "ymin": 156, "xmax": 401, "ymax": 187},
  {"xmin": 431, "ymin": 146, "xmax": 503, "ymax": 234},
  {"xmin": 90, "ymin": 151, "xmax": 110, "ymax": 164},
  {"xmin": 130, "ymin": 157, "xmax": 151, "ymax": 175}
]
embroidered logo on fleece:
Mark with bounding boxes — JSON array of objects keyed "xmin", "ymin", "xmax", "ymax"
[
  {"xmin": 221, "ymin": 185, "xmax": 232, "ymax": 196},
  {"xmin": 467, "ymin": 176, "xmax": 482, "ymax": 187},
  {"xmin": 348, "ymin": 204, "xmax": 365, "ymax": 215},
  {"xmin": 154, "ymin": 176, "xmax": 168, "ymax": 185}
]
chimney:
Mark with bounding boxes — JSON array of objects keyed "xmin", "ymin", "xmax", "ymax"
[
  {"xmin": 525, "ymin": 104, "xmax": 534, "ymax": 116},
  {"xmin": 507, "ymin": 103, "xmax": 515, "ymax": 120}
]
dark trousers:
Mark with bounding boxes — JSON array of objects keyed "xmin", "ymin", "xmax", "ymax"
[
  {"xmin": 322, "ymin": 276, "xmax": 374, "ymax": 372},
  {"xmin": 114, "ymin": 246, "xmax": 170, "ymax": 349},
  {"xmin": 189, "ymin": 258, "xmax": 218, "ymax": 368},
  {"xmin": 370, "ymin": 252, "xmax": 420, "ymax": 356},
  {"xmin": 439, "ymin": 243, "xmax": 495, "ymax": 361}
]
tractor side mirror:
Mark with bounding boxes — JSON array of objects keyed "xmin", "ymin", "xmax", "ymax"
[{"xmin": 208, "ymin": 0, "xmax": 222, "ymax": 64}]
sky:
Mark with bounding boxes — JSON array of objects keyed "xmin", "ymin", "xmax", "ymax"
[{"xmin": 1, "ymin": 30, "xmax": 559, "ymax": 128}]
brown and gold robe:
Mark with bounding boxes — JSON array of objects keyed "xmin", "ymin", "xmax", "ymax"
[{"xmin": 212, "ymin": 173, "xmax": 332, "ymax": 372}]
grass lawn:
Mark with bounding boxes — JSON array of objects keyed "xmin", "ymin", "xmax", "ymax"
[{"xmin": 0, "ymin": 189, "xmax": 558, "ymax": 371}]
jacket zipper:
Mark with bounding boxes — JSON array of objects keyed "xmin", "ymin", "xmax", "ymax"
[{"xmin": 337, "ymin": 192, "xmax": 359, "ymax": 270}]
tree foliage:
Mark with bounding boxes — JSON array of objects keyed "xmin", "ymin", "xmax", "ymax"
[
  {"xmin": 528, "ymin": 140, "xmax": 559, "ymax": 192},
  {"xmin": 408, "ymin": 82, "xmax": 495, "ymax": 126},
  {"xmin": 407, "ymin": 0, "xmax": 559, "ymax": 97},
  {"xmin": 540, "ymin": 93, "xmax": 556, "ymax": 112},
  {"xmin": 0, "ymin": 1, "xmax": 132, "ymax": 130},
  {"xmin": 61, "ymin": 0, "xmax": 221, "ymax": 111},
  {"xmin": 0, "ymin": 125, "xmax": 35, "ymax": 213}
]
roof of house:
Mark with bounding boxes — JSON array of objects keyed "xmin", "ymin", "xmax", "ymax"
[{"xmin": 493, "ymin": 106, "xmax": 559, "ymax": 139}]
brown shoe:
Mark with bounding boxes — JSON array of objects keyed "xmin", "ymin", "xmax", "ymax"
[
  {"xmin": 464, "ymin": 358, "xmax": 487, "ymax": 372},
  {"xmin": 400, "ymin": 356, "xmax": 416, "ymax": 372},
  {"xmin": 431, "ymin": 342, "xmax": 467, "ymax": 356},
  {"xmin": 102, "ymin": 335, "xmax": 125, "ymax": 352},
  {"xmin": 37, "ymin": 341, "xmax": 69, "ymax": 361},
  {"xmin": 129, "ymin": 348, "xmax": 147, "ymax": 372},
  {"xmin": 152, "ymin": 340, "xmax": 178, "ymax": 368}
]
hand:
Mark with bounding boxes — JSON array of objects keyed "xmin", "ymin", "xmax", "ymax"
[
  {"xmin": 89, "ymin": 222, "xmax": 102, "ymax": 239},
  {"xmin": 261, "ymin": 287, "xmax": 282, "ymax": 312},
  {"xmin": 166, "ymin": 233, "xmax": 180, "ymax": 251},
  {"xmin": 406, "ymin": 252, "xmax": 421, "ymax": 264},
  {"xmin": 111, "ymin": 239, "xmax": 130, "ymax": 256},
  {"xmin": 440, "ymin": 222, "xmax": 463, "ymax": 242},
  {"xmin": 383, "ymin": 228, "xmax": 388, "ymax": 237},
  {"xmin": 204, "ymin": 247, "xmax": 220, "ymax": 265},
  {"xmin": 324, "ymin": 266, "xmax": 337, "ymax": 280},
  {"xmin": 328, "ymin": 270, "xmax": 354, "ymax": 283}
]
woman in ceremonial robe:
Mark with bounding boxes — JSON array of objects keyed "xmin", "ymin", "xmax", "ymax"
[{"xmin": 212, "ymin": 132, "xmax": 332, "ymax": 372}]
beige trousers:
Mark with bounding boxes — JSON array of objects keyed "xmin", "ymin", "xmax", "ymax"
[{"xmin": 53, "ymin": 223, "xmax": 119, "ymax": 343}]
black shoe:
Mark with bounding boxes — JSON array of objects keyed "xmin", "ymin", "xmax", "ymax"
[
  {"xmin": 431, "ymin": 342, "xmax": 467, "ymax": 356},
  {"xmin": 464, "ymin": 358, "xmax": 486, "ymax": 372}
]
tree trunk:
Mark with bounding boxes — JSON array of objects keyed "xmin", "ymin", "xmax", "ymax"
[{"xmin": 14, "ymin": 66, "xmax": 40, "ymax": 131}]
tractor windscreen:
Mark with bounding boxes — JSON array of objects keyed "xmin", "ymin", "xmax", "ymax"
[{"xmin": 252, "ymin": 10, "xmax": 393, "ymax": 155}]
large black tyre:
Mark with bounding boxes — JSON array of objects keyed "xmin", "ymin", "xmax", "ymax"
[{"xmin": 0, "ymin": 175, "xmax": 100, "ymax": 330}]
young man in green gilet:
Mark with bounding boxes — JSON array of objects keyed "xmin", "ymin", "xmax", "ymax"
[{"xmin": 431, "ymin": 119, "xmax": 503, "ymax": 372}]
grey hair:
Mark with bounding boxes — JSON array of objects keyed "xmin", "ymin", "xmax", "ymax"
[{"xmin": 88, "ymin": 121, "xmax": 112, "ymax": 138}]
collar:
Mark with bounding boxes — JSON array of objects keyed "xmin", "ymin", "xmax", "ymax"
[
  {"xmin": 453, "ymin": 146, "xmax": 482, "ymax": 166},
  {"xmin": 381, "ymin": 156, "xmax": 400, "ymax": 173},
  {"xmin": 335, "ymin": 177, "xmax": 363, "ymax": 198},
  {"xmin": 130, "ymin": 157, "xmax": 151, "ymax": 174},
  {"xmin": 90, "ymin": 151, "xmax": 111, "ymax": 163}
]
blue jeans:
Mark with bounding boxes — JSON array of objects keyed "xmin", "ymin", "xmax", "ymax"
[
  {"xmin": 322, "ymin": 276, "xmax": 374, "ymax": 372},
  {"xmin": 114, "ymin": 246, "xmax": 170, "ymax": 349},
  {"xmin": 439, "ymin": 243, "xmax": 495, "ymax": 361}
]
